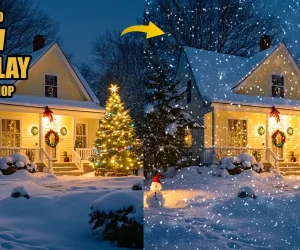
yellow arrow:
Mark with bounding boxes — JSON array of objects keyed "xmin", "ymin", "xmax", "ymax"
[{"xmin": 121, "ymin": 21, "xmax": 165, "ymax": 39}]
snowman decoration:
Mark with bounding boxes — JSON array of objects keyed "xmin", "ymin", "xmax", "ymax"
[{"xmin": 146, "ymin": 170, "xmax": 165, "ymax": 207}]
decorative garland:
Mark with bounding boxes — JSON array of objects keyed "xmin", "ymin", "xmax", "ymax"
[
  {"xmin": 257, "ymin": 126, "xmax": 265, "ymax": 136},
  {"xmin": 31, "ymin": 126, "xmax": 39, "ymax": 136},
  {"xmin": 60, "ymin": 127, "xmax": 67, "ymax": 136},
  {"xmin": 45, "ymin": 130, "xmax": 59, "ymax": 148},
  {"xmin": 287, "ymin": 127, "xmax": 294, "ymax": 136},
  {"xmin": 272, "ymin": 130, "xmax": 286, "ymax": 148},
  {"xmin": 269, "ymin": 106, "xmax": 280, "ymax": 123}
]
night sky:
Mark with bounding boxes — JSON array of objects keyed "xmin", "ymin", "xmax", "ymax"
[
  {"xmin": 38, "ymin": 0, "xmax": 300, "ymax": 64},
  {"xmin": 38, "ymin": 0, "xmax": 144, "ymax": 65}
]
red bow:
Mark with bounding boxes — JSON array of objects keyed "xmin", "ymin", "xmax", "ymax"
[
  {"xmin": 43, "ymin": 106, "xmax": 54, "ymax": 123},
  {"xmin": 269, "ymin": 106, "xmax": 280, "ymax": 123}
]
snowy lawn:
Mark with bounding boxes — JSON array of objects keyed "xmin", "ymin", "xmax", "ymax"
[
  {"xmin": 144, "ymin": 166, "xmax": 300, "ymax": 250},
  {"xmin": 0, "ymin": 170, "xmax": 143, "ymax": 250}
]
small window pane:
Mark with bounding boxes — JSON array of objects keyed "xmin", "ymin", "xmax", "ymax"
[
  {"xmin": 227, "ymin": 119, "xmax": 247, "ymax": 147},
  {"xmin": 2, "ymin": 119, "xmax": 21, "ymax": 147}
]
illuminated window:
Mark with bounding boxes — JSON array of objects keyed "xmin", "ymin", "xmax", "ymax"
[
  {"xmin": 2, "ymin": 119, "xmax": 20, "ymax": 147},
  {"xmin": 271, "ymin": 74, "xmax": 284, "ymax": 98},
  {"xmin": 75, "ymin": 123, "xmax": 87, "ymax": 148},
  {"xmin": 184, "ymin": 127, "xmax": 192, "ymax": 148},
  {"xmin": 227, "ymin": 119, "xmax": 247, "ymax": 147},
  {"xmin": 187, "ymin": 80, "xmax": 192, "ymax": 103},
  {"xmin": 45, "ymin": 75, "xmax": 58, "ymax": 98}
]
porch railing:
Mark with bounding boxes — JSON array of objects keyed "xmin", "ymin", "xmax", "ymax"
[
  {"xmin": 72, "ymin": 150, "xmax": 83, "ymax": 172},
  {"xmin": 40, "ymin": 148, "xmax": 54, "ymax": 174},
  {"xmin": 75, "ymin": 148, "xmax": 93, "ymax": 160},
  {"xmin": 266, "ymin": 148, "xmax": 280, "ymax": 172},
  {"xmin": 0, "ymin": 147, "xmax": 40, "ymax": 162}
]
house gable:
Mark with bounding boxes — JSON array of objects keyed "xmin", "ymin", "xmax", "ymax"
[
  {"xmin": 14, "ymin": 43, "xmax": 98, "ymax": 103},
  {"xmin": 234, "ymin": 44, "xmax": 300, "ymax": 100}
]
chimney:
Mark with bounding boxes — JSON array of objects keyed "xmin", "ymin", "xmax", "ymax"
[
  {"xmin": 260, "ymin": 35, "xmax": 272, "ymax": 51},
  {"xmin": 33, "ymin": 35, "xmax": 45, "ymax": 52}
]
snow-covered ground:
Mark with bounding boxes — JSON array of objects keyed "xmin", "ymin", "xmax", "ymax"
[
  {"xmin": 0, "ymin": 170, "xmax": 142, "ymax": 250},
  {"xmin": 144, "ymin": 166, "xmax": 300, "ymax": 250}
]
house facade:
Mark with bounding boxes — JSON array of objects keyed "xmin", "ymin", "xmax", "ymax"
[
  {"xmin": 0, "ymin": 36, "xmax": 104, "ymax": 175},
  {"xmin": 176, "ymin": 36, "xmax": 300, "ymax": 174}
]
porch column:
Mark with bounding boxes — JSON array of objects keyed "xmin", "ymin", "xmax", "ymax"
[
  {"xmin": 212, "ymin": 107, "xmax": 216, "ymax": 161},
  {"xmin": 266, "ymin": 111, "xmax": 269, "ymax": 162},
  {"xmin": 39, "ymin": 113, "xmax": 43, "ymax": 161}
]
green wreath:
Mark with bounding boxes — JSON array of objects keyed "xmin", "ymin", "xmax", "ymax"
[
  {"xmin": 287, "ymin": 127, "xmax": 294, "ymax": 136},
  {"xmin": 31, "ymin": 126, "xmax": 39, "ymax": 136},
  {"xmin": 272, "ymin": 130, "xmax": 286, "ymax": 148},
  {"xmin": 45, "ymin": 129, "xmax": 59, "ymax": 148},
  {"xmin": 60, "ymin": 127, "xmax": 67, "ymax": 136},
  {"xmin": 257, "ymin": 126, "xmax": 265, "ymax": 136}
]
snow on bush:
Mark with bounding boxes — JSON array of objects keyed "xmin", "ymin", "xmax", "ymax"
[
  {"xmin": 162, "ymin": 166, "xmax": 177, "ymax": 178},
  {"xmin": 11, "ymin": 186, "xmax": 30, "ymax": 199},
  {"xmin": 165, "ymin": 122, "xmax": 178, "ymax": 136},
  {"xmin": 89, "ymin": 190, "xmax": 143, "ymax": 249},
  {"xmin": 215, "ymin": 153, "xmax": 264, "ymax": 175},
  {"xmin": 11, "ymin": 153, "xmax": 30, "ymax": 165},
  {"xmin": 132, "ymin": 182, "xmax": 143, "ymax": 190},
  {"xmin": 146, "ymin": 191, "xmax": 165, "ymax": 208},
  {"xmin": 238, "ymin": 186, "xmax": 256, "ymax": 199},
  {"xmin": 0, "ymin": 153, "xmax": 37, "ymax": 175},
  {"xmin": 15, "ymin": 161, "xmax": 25, "ymax": 168},
  {"xmin": 237, "ymin": 153, "xmax": 257, "ymax": 165}
]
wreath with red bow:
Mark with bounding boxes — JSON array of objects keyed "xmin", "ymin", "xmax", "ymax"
[
  {"xmin": 45, "ymin": 130, "xmax": 59, "ymax": 148},
  {"xmin": 272, "ymin": 130, "xmax": 286, "ymax": 148}
]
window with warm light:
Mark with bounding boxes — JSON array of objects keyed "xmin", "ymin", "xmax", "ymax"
[
  {"xmin": 184, "ymin": 127, "xmax": 192, "ymax": 148},
  {"xmin": 75, "ymin": 123, "xmax": 87, "ymax": 148},
  {"xmin": 271, "ymin": 74, "xmax": 284, "ymax": 98},
  {"xmin": 227, "ymin": 119, "xmax": 247, "ymax": 147},
  {"xmin": 2, "ymin": 119, "xmax": 21, "ymax": 147},
  {"xmin": 45, "ymin": 75, "xmax": 58, "ymax": 98}
]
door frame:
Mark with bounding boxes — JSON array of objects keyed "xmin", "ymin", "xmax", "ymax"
[{"xmin": 43, "ymin": 128, "xmax": 60, "ymax": 161}]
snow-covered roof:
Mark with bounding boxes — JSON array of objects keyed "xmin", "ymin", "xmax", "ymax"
[
  {"xmin": 0, "ymin": 42, "xmax": 101, "ymax": 104},
  {"xmin": 182, "ymin": 44, "xmax": 296, "ymax": 108},
  {"xmin": 0, "ymin": 94, "xmax": 104, "ymax": 113}
]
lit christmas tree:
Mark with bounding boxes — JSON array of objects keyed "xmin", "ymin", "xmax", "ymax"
[{"xmin": 89, "ymin": 84, "xmax": 142, "ymax": 175}]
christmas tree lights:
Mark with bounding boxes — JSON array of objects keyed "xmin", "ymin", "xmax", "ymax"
[{"xmin": 89, "ymin": 84, "xmax": 143, "ymax": 175}]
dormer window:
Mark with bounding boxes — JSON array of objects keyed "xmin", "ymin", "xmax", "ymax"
[
  {"xmin": 271, "ymin": 74, "xmax": 284, "ymax": 98},
  {"xmin": 45, "ymin": 75, "xmax": 58, "ymax": 98},
  {"xmin": 187, "ymin": 80, "xmax": 192, "ymax": 103}
]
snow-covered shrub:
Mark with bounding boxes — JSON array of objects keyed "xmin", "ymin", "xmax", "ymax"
[
  {"xmin": 89, "ymin": 191, "xmax": 143, "ymax": 249},
  {"xmin": 146, "ymin": 191, "xmax": 165, "ymax": 207},
  {"xmin": 0, "ymin": 153, "xmax": 37, "ymax": 175},
  {"xmin": 11, "ymin": 186, "xmax": 30, "ymax": 199},
  {"xmin": 238, "ymin": 186, "xmax": 256, "ymax": 199},
  {"xmin": 11, "ymin": 153, "xmax": 30, "ymax": 165},
  {"xmin": 132, "ymin": 182, "xmax": 142, "ymax": 190},
  {"xmin": 217, "ymin": 153, "xmax": 264, "ymax": 175}
]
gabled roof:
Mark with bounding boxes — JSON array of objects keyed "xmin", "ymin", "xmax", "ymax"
[
  {"xmin": 0, "ymin": 42, "xmax": 101, "ymax": 104},
  {"xmin": 182, "ymin": 43, "xmax": 300, "ymax": 107}
]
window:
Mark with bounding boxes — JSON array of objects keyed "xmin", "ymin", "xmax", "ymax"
[
  {"xmin": 75, "ymin": 123, "xmax": 87, "ymax": 148},
  {"xmin": 187, "ymin": 80, "xmax": 192, "ymax": 103},
  {"xmin": 2, "ymin": 119, "xmax": 20, "ymax": 147},
  {"xmin": 227, "ymin": 119, "xmax": 247, "ymax": 147},
  {"xmin": 184, "ymin": 127, "xmax": 192, "ymax": 148},
  {"xmin": 45, "ymin": 75, "xmax": 58, "ymax": 98},
  {"xmin": 271, "ymin": 74, "xmax": 284, "ymax": 98}
]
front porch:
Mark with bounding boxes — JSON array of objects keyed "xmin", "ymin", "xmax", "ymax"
[
  {"xmin": 0, "ymin": 103, "xmax": 103, "ymax": 176},
  {"xmin": 0, "ymin": 146, "xmax": 93, "ymax": 175},
  {"xmin": 201, "ymin": 103, "xmax": 300, "ymax": 175}
]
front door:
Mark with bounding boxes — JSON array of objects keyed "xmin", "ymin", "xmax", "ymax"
[
  {"xmin": 44, "ymin": 129, "xmax": 58, "ymax": 160},
  {"xmin": 271, "ymin": 131, "xmax": 284, "ymax": 160}
]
